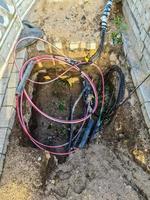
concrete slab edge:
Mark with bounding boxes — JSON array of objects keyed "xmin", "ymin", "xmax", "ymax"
[{"xmin": 0, "ymin": 48, "xmax": 27, "ymax": 179}]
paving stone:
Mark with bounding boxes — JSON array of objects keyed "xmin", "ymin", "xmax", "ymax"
[
  {"xmin": 1, "ymin": 63, "xmax": 13, "ymax": 78},
  {"xmin": 0, "ymin": 154, "xmax": 5, "ymax": 175},
  {"xmin": 70, "ymin": 42, "xmax": 80, "ymax": 50},
  {"xmin": 8, "ymin": 53, "xmax": 15, "ymax": 64},
  {"xmin": 0, "ymin": 128, "xmax": 10, "ymax": 155},
  {"xmin": 54, "ymin": 42, "xmax": 63, "ymax": 49},
  {"xmin": 144, "ymin": 35, "xmax": 150, "ymax": 55},
  {"xmin": 80, "ymin": 41, "xmax": 86, "ymax": 49},
  {"xmin": 51, "ymin": 0, "xmax": 63, "ymax": 2},
  {"xmin": 140, "ymin": 27, "xmax": 147, "ymax": 42},
  {"xmin": 143, "ymin": 18, "xmax": 150, "ymax": 32},
  {"xmin": 123, "ymin": 2, "xmax": 140, "ymax": 41},
  {"xmin": 143, "ymin": 48, "xmax": 150, "ymax": 67},
  {"xmin": 0, "ymin": 107, "xmax": 15, "ymax": 129},
  {"xmin": 8, "ymin": 72, "xmax": 19, "ymax": 88},
  {"xmin": 0, "ymin": 95, "xmax": 4, "ymax": 108},
  {"xmin": 14, "ymin": 57, "xmax": 26, "ymax": 72},
  {"xmin": 141, "ymin": 103, "xmax": 150, "ymax": 129},
  {"xmin": 86, "ymin": 41, "xmax": 96, "ymax": 50},
  {"xmin": 123, "ymin": 37, "xmax": 139, "ymax": 67},
  {"xmin": 2, "ymin": 128, "xmax": 11, "ymax": 155},
  {"xmin": 122, "ymin": 33, "xmax": 130, "ymax": 56},
  {"xmin": 16, "ymin": 48, "xmax": 27, "ymax": 59},
  {"xmin": 132, "ymin": 0, "xmax": 137, "ymax": 4},
  {"xmin": 141, "ymin": 57, "xmax": 149, "ymax": 73},
  {"xmin": 0, "ymin": 16, "xmax": 22, "ymax": 74},
  {"xmin": 127, "ymin": 0, "xmax": 135, "ymax": 13},
  {"xmin": 0, "ymin": 129, "xmax": 6, "ymax": 154},
  {"xmin": 36, "ymin": 41, "xmax": 45, "ymax": 51},
  {"xmin": 3, "ymin": 88, "xmax": 16, "ymax": 107},
  {"xmin": 136, "ymin": 0, "xmax": 143, "ymax": 16},
  {"xmin": 0, "ymin": 78, "xmax": 8, "ymax": 94},
  {"xmin": 131, "ymin": 67, "xmax": 150, "ymax": 104},
  {"xmin": 16, "ymin": 0, "xmax": 36, "ymax": 20}
]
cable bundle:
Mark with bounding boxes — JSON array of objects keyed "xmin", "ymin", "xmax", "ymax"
[{"xmin": 15, "ymin": 0, "xmax": 126, "ymax": 156}]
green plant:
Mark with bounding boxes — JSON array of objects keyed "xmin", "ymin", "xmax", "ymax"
[
  {"xmin": 111, "ymin": 31, "xmax": 123, "ymax": 45},
  {"xmin": 113, "ymin": 16, "xmax": 128, "ymax": 32},
  {"xmin": 111, "ymin": 16, "xmax": 128, "ymax": 45},
  {"xmin": 58, "ymin": 101, "xmax": 65, "ymax": 112}
]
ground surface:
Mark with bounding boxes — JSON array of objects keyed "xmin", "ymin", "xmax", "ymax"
[{"xmin": 0, "ymin": 0, "xmax": 150, "ymax": 200}]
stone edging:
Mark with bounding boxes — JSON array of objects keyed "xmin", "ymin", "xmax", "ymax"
[{"xmin": 0, "ymin": 48, "xmax": 27, "ymax": 177}]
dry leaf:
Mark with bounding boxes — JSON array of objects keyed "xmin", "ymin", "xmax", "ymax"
[
  {"xmin": 60, "ymin": 75, "xmax": 69, "ymax": 80},
  {"xmin": 67, "ymin": 77, "xmax": 79, "ymax": 87},
  {"xmin": 132, "ymin": 149, "xmax": 146, "ymax": 165},
  {"xmin": 44, "ymin": 75, "xmax": 51, "ymax": 80}
]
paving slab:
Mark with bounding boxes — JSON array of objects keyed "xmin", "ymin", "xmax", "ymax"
[
  {"xmin": 0, "ymin": 106, "xmax": 15, "ymax": 129},
  {"xmin": 141, "ymin": 103, "xmax": 150, "ymax": 129},
  {"xmin": 13, "ymin": 57, "xmax": 26, "ymax": 72},
  {"xmin": 0, "ymin": 154, "xmax": 5, "ymax": 176},
  {"xmin": 1, "ymin": 63, "xmax": 13, "ymax": 78},
  {"xmin": 16, "ymin": 48, "xmax": 27, "ymax": 60},
  {"xmin": 0, "ymin": 95, "xmax": 4, "ymax": 108},
  {"xmin": 3, "ymin": 88, "xmax": 16, "ymax": 107},
  {"xmin": 0, "ymin": 78, "xmax": 9, "ymax": 94},
  {"xmin": 8, "ymin": 72, "xmax": 19, "ymax": 88},
  {"xmin": 0, "ymin": 128, "xmax": 11, "ymax": 155},
  {"xmin": 131, "ymin": 67, "xmax": 150, "ymax": 104}
]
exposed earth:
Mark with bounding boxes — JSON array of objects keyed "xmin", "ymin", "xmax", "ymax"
[{"xmin": 0, "ymin": 0, "xmax": 150, "ymax": 200}]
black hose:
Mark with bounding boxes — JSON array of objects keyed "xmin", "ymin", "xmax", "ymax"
[{"xmin": 90, "ymin": 65, "xmax": 125, "ymax": 140}]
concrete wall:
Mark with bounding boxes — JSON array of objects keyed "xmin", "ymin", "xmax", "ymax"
[{"xmin": 122, "ymin": 0, "xmax": 150, "ymax": 131}]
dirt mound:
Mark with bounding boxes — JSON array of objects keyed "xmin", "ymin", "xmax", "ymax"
[{"xmin": 31, "ymin": 144, "xmax": 150, "ymax": 200}]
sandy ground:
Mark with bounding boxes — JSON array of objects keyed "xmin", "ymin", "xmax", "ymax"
[
  {"xmin": 27, "ymin": 0, "xmax": 105, "ymax": 42},
  {"xmin": 0, "ymin": 0, "xmax": 150, "ymax": 199}
]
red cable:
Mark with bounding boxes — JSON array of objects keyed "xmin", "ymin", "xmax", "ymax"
[{"xmin": 15, "ymin": 37, "xmax": 105, "ymax": 156}]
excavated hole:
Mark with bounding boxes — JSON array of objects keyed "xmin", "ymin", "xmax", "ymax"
[{"xmin": 19, "ymin": 60, "xmax": 88, "ymax": 164}]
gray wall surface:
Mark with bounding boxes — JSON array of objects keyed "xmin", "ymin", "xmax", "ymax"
[{"xmin": 123, "ymin": 0, "xmax": 150, "ymax": 132}]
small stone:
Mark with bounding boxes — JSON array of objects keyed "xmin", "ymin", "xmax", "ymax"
[
  {"xmin": 72, "ymin": 176, "xmax": 86, "ymax": 194},
  {"xmin": 110, "ymin": 52, "xmax": 120, "ymax": 65},
  {"xmin": 81, "ymin": 15, "xmax": 86, "ymax": 21},
  {"xmin": 54, "ymin": 42, "xmax": 62, "ymax": 49},
  {"xmin": 38, "ymin": 156, "xmax": 42, "ymax": 162},
  {"xmin": 36, "ymin": 41, "xmax": 45, "ymax": 51},
  {"xmin": 51, "ymin": 180, "xmax": 55, "ymax": 184},
  {"xmin": 44, "ymin": 75, "xmax": 51, "ymax": 80},
  {"xmin": 70, "ymin": 42, "xmax": 79, "ymax": 50},
  {"xmin": 119, "ymin": 55, "xmax": 125, "ymax": 65}
]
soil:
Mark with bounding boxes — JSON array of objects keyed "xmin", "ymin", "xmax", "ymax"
[
  {"xmin": 28, "ymin": 69, "xmax": 84, "ymax": 161},
  {"xmin": 0, "ymin": 0, "xmax": 150, "ymax": 200}
]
